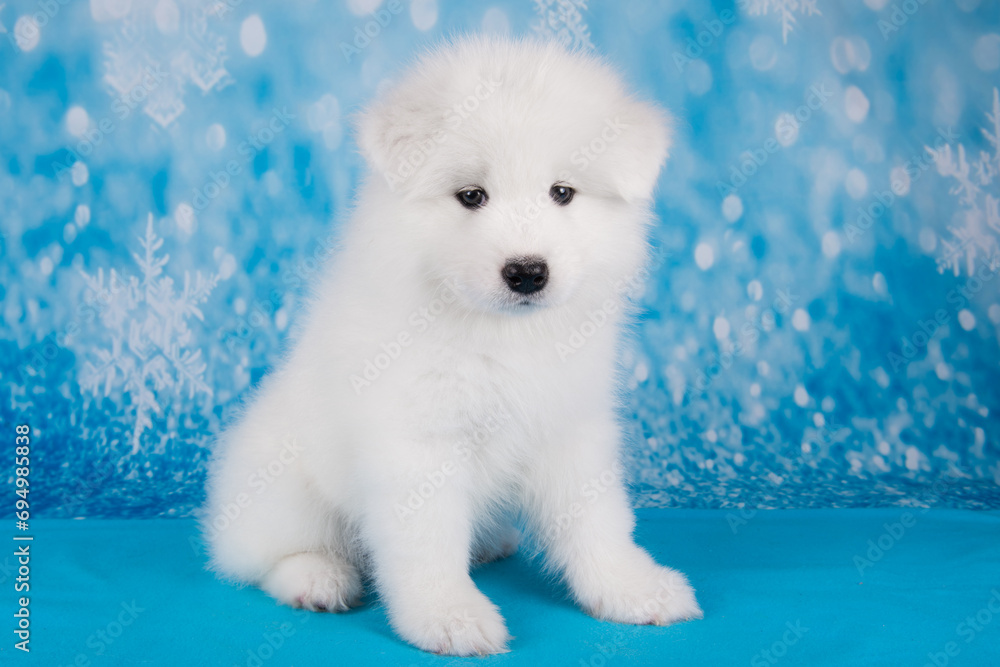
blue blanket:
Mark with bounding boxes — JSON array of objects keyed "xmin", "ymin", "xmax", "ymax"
[{"xmin": 11, "ymin": 509, "xmax": 999, "ymax": 666}]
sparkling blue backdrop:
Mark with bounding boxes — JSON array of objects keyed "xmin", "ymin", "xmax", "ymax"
[{"xmin": 2, "ymin": 0, "xmax": 999, "ymax": 517}]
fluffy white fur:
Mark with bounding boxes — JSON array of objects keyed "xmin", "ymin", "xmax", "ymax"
[{"xmin": 203, "ymin": 36, "xmax": 701, "ymax": 656}]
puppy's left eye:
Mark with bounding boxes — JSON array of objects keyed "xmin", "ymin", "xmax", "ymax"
[
  {"xmin": 549, "ymin": 184, "xmax": 575, "ymax": 206},
  {"xmin": 456, "ymin": 188, "xmax": 488, "ymax": 210}
]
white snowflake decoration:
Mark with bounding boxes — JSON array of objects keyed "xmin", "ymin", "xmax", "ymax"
[
  {"xmin": 744, "ymin": 0, "xmax": 821, "ymax": 44},
  {"xmin": 927, "ymin": 88, "xmax": 1000, "ymax": 276},
  {"xmin": 79, "ymin": 214, "xmax": 224, "ymax": 452},
  {"xmin": 532, "ymin": 0, "xmax": 594, "ymax": 51},
  {"xmin": 100, "ymin": 0, "xmax": 234, "ymax": 128}
]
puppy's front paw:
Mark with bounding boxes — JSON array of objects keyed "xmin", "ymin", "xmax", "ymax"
[
  {"xmin": 391, "ymin": 589, "xmax": 510, "ymax": 656},
  {"xmin": 581, "ymin": 564, "xmax": 703, "ymax": 627},
  {"xmin": 260, "ymin": 552, "xmax": 363, "ymax": 612}
]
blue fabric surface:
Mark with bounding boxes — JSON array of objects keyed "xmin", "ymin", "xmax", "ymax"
[
  {"xmin": 2, "ymin": 1, "xmax": 1000, "ymax": 517},
  {"xmin": 8, "ymin": 509, "xmax": 999, "ymax": 665}
]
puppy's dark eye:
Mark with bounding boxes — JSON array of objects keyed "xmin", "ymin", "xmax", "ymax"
[
  {"xmin": 549, "ymin": 184, "xmax": 575, "ymax": 206},
  {"xmin": 456, "ymin": 188, "xmax": 488, "ymax": 210}
]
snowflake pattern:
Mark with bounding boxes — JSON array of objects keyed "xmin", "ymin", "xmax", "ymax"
[
  {"xmin": 78, "ymin": 214, "xmax": 223, "ymax": 452},
  {"xmin": 744, "ymin": 0, "xmax": 822, "ymax": 44},
  {"xmin": 532, "ymin": 0, "xmax": 594, "ymax": 51},
  {"xmin": 927, "ymin": 88, "xmax": 1000, "ymax": 276},
  {"xmin": 100, "ymin": 0, "xmax": 234, "ymax": 128},
  {"xmin": 1, "ymin": 1, "xmax": 998, "ymax": 518}
]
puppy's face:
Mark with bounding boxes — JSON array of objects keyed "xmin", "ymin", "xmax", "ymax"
[{"xmin": 358, "ymin": 38, "xmax": 672, "ymax": 315}]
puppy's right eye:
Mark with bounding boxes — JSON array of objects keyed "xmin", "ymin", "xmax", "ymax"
[{"xmin": 456, "ymin": 188, "xmax": 488, "ymax": 210}]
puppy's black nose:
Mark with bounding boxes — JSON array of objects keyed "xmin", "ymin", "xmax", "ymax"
[{"xmin": 502, "ymin": 259, "xmax": 548, "ymax": 294}]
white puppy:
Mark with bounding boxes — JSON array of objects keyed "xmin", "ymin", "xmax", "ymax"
[{"xmin": 203, "ymin": 36, "xmax": 701, "ymax": 656}]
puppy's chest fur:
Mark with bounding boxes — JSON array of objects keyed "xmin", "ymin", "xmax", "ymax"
[
  {"xmin": 405, "ymin": 346, "xmax": 536, "ymax": 448},
  {"xmin": 400, "ymin": 340, "xmax": 581, "ymax": 476}
]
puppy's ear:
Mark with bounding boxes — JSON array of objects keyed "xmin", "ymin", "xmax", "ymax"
[
  {"xmin": 604, "ymin": 100, "xmax": 673, "ymax": 203},
  {"xmin": 355, "ymin": 100, "xmax": 401, "ymax": 181},
  {"xmin": 355, "ymin": 96, "xmax": 438, "ymax": 189}
]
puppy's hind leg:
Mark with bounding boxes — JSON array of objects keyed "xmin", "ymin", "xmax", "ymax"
[
  {"xmin": 205, "ymin": 428, "xmax": 363, "ymax": 612},
  {"xmin": 210, "ymin": 482, "xmax": 365, "ymax": 613},
  {"xmin": 260, "ymin": 551, "xmax": 363, "ymax": 612}
]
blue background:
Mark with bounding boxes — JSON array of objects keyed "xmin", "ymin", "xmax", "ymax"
[{"xmin": 1, "ymin": 0, "xmax": 999, "ymax": 517}]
